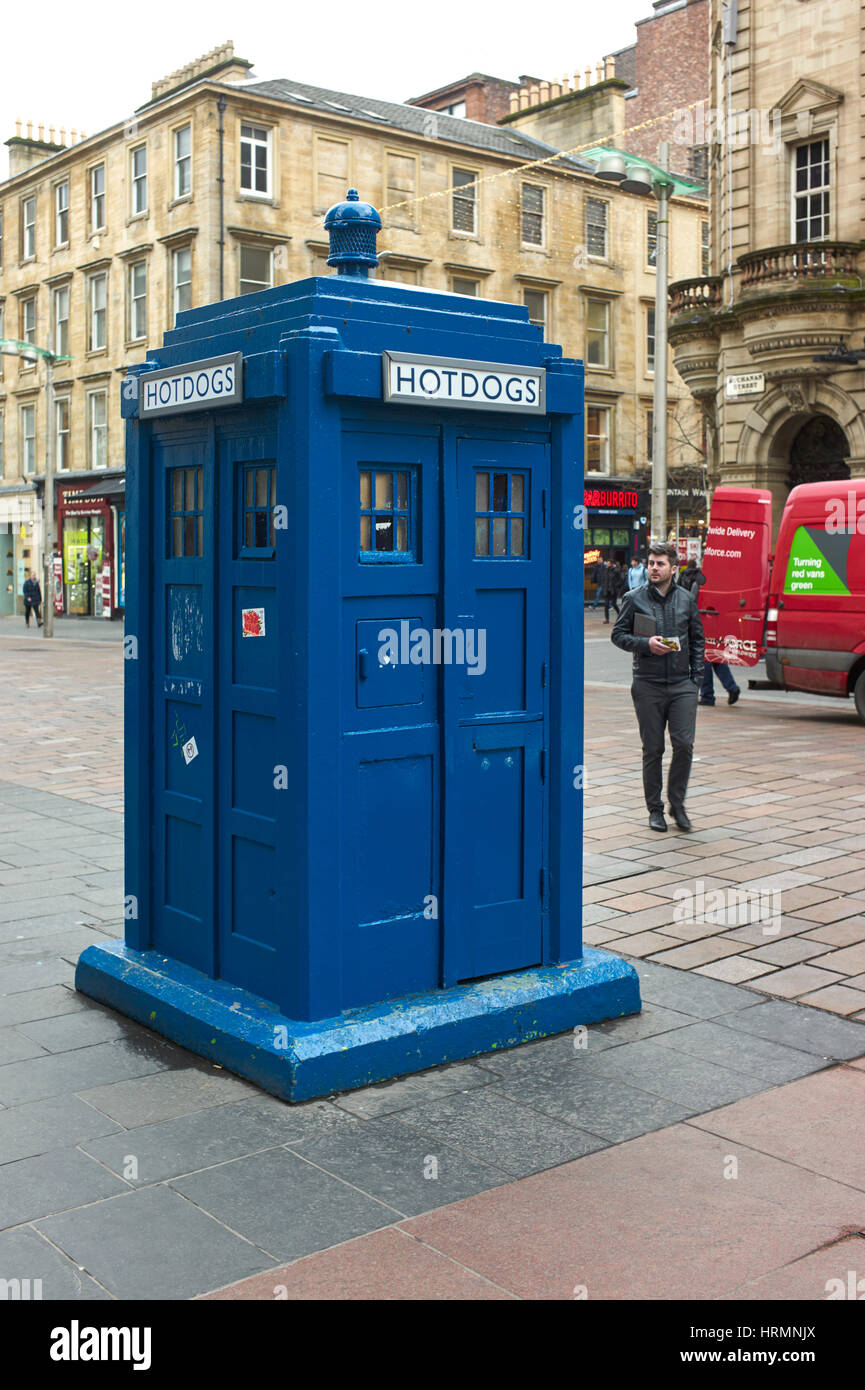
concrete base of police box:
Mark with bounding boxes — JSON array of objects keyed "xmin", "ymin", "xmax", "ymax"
[{"xmin": 75, "ymin": 940, "xmax": 641, "ymax": 1102}]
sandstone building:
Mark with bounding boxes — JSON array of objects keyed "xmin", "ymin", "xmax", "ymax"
[
  {"xmin": 669, "ymin": 0, "xmax": 865, "ymax": 536},
  {"xmin": 0, "ymin": 36, "xmax": 708, "ymax": 615}
]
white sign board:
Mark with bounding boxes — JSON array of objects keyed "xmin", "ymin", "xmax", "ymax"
[
  {"xmin": 140, "ymin": 352, "xmax": 242, "ymax": 418},
  {"xmin": 725, "ymin": 372, "xmax": 765, "ymax": 399},
  {"xmin": 383, "ymin": 351, "xmax": 545, "ymax": 414}
]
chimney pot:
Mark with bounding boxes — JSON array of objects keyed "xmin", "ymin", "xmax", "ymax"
[
  {"xmin": 509, "ymin": 92, "xmax": 518, "ymax": 113},
  {"xmin": 26, "ymin": 120, "xmax": 33, "ymax": 139},
  {"xmin": 15, "ymin": 118, "xmax": 22, "ymax": 137}
]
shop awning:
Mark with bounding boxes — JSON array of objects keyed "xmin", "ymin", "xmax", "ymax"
[{"xmin": 80, "ymin": 477, "xmax": 126, "ymax": 500}]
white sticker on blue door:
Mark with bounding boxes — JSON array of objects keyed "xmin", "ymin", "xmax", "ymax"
[{"xmin": 182, "ymin": 736, "xmax": 199, "ymax": 765}]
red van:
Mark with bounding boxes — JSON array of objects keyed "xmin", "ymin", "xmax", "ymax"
[{"xmin": 699, "ymin": 481, "xmax": 865, "ymax": 721}]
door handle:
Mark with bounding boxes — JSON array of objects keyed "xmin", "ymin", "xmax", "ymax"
[
  {"xmin": 358, "ymin": 648, "xmax": 369, "ymax": 681},
  {"xmin": 702, "ymin": 607, "xmax": 719, "ymax": 615}
]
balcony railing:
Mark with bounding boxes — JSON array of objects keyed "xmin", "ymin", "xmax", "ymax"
[
  {"xmin": 668, "ymin": 277, "xmax": 723, "ymax": 316},
  {"xmin": 738, "ymin": 241, "xmax": 861, "ymax": 290}
]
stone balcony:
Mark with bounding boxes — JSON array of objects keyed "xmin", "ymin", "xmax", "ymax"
[{"xmin": 737, "ymin": 241, "xmax": 861, "ymax": 293}]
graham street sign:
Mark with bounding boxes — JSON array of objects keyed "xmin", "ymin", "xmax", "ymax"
[
  {"xmin": 139, "ymin": 352, "xmax": 243, "ymax": 418},
  {"xmin": 383, "ymin": 350, "xmax": 546, "ymax": 414}
]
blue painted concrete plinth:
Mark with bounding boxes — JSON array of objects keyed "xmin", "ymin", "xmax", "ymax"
[{"xmin": 76, "ymin": 941, "xmax": 640, "ymax": 1102}]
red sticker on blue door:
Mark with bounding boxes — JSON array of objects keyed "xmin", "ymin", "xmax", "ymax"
[{"xmin": 242, "ymin": 608, "xmax": 266, "ymax": 637}]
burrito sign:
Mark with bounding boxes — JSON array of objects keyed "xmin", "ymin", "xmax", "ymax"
[{"xmin": 383, "ymin": 351, "xmax": 545, "ymax": 415}]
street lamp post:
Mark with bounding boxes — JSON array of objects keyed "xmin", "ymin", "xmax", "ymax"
[
  {"xmin": 594, "ymin": 142, "xmax": 675, "ymax": 545},
  {"xmin": 0, "ymin": 338, "xmax": 71, "ymax": 637}
]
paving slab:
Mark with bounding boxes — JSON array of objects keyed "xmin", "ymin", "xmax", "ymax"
[
  {"xmin": 0, "ymin": 1092, "xmax": 122, "ymax": 1165},
  {"xmin": 36, "ymin": 1185, "xmax": 274, "ymax": 1300},
  {"xmin": 75, "ymin": 1064, "xmax": 260, "ymax": 1127},
  {"xmin": 0, "ymin": 1146, "xmax": 129, "ymax": 1229},
  {"xmin": 0, "ymin": 1225, "xmax": 112, "ymax": 1301},
  {"xmin": 0, "ymin": 1036, "xmax": 187, "ymax": 1108}
]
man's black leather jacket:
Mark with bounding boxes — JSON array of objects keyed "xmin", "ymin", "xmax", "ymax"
[{"xmin": 611, "ymin": 580, "xmax": 705, "ymax": 685}]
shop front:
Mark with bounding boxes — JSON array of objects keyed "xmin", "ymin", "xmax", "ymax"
[
  {"xmin": 583, "ymin": 478, "xmax": 649, "ymax": 602},
  {"xmin": 56, "ymin": 473, "xmax": 125, "ymax": 619},
  {"xmin": 0, "ymin": 486, "xmax": 41, "ymax": 617}
]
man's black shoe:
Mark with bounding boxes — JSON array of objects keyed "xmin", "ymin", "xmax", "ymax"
[
  {"xmin": 669, "ymin": 805, "xmax": 693, "ymax": 832},
  {"xmin": 649, "ymin": 810, "xmax": 667, "ymax": 832},
  {"xmin": 728, "ymin": 688, "xmax": 740, "ymax": 706}
]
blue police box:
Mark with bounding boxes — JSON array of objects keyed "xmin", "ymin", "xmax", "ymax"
[{"xmin": 76, "ymin": 191, "xmax": 639, "ymax": 1101}]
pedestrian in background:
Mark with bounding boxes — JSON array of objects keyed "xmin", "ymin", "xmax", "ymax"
[
  {"xmin": 611, "ymin": 541, "xmax": 705, "ymax": 832},
  {"xmin": 700, "ymin": 661, "xmax": 741, "ymax": 706},
  {"xmin": 678, "ymin": 557, "xmax": 706, "ymax": 593},
  {"xmin": 627, "ymin": 556, "xmax": 647, "ymax": 590},
  {"xmin": 603, "ymin": 560, "xmax": 624, "ymax": 624},
  {"xmin": 23, "ymin": 571, "xmax": 43, "ymax": 628},
  {"xmin": 591, "ymin": 558, "xmax": 607, "ymax": 609}
]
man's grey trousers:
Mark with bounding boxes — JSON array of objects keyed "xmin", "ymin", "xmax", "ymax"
[{"xmin": 630, "ymin": 677, "xmax": 699, "ymax": 813}]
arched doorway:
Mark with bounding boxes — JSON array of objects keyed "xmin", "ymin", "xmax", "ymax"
[{"xmin": 789, "ymin": 415, "xmax": 850, "ymax": 488}]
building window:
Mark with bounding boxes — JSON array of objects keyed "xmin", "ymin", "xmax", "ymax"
[
  {"xmin": 315, "ymin": 135, "xmax": 350, "ymax": 211},
  {"xmin": 793, "ymin": 138, "xmax": 830, "ymax": 242},
  {"xmin": 586, "ymin": 298, "xmax": 610, "ymax": 368},
  {"xmin": 240, "ymin": 123, "xmax": 272, "ymax": 197},
  {"xmin": 474, "ymin": 471, "xmax": 527, "ymax": 558},
  {"xmin": 239, "ymin": 463, "xmax": 277, "ymax": 555},
  {"xmin": 451, "ymin": 168, "xmax": 477, "ymax": 235},
  {"xmin": 689, "ymin": 144, "xmax": 709, "ymax": 182},
  {"xmin": 172, "ymin": 247, "xmax": 192, "ymax": 321},
  {"xmin": 174, "ymin": 126, "xmax": 192, "ymax": 199},
  {"xmin": 56, "ymin": 397, "xmax": 71, "ymax": 470},
  {"xmin": 53, "ymin": 285, "xmax": 69, "ymax": 356},
  {"xmin": 585, "ymin": 197, "xmax": 608, "ymax": 259},
  {"xmin": 239, "ymin": 244, "xmax": 272, "ymax": 296},
  {"xmin": 19, "ymin": 404, "xmax": 37, "ymax": 475},
  {"xmin": 523, "ymin": 288, "xmax": 547, "ymax": 333},
  {"xmin": 20, "ymin": 404, "xmax": 36, "ymax": 475},
  {"xmin": 385, "ymin": 152, "xmax": 418, "ymax": 226},
  {"xmin": 359, "ymin": 468, "xmax": 413, "ymax": 558},
  {"xmin": 21, "ymin": 295, "xmax": 37, "ymax": 345},
  {"xmin": 55, "ymin": 181, "xmax": 69, "ymax": 246},
  {"xmin": 451, "ymin": 275, "xmax": 479, "ymax": 296},
  {"xmin": 521, "ymin": 184, "xmax": 545, "ymax": 246},
  {"xmin": 647, "ymin": 210, "xmax": 658, "ymax": 268},
  {"xmin": 131, "ymin": 145, "xmax": 147, "ymax": 215},
  {"xmin": 128, "ymin": 261, "xmax": 147, "ymax": 340},
  {"xmin": 384, "ymin": 264, "xmax": 419, "ymax": 285},
  {"xmin": 90, "ymin": 165, "xmax": 106, "ymax": 232},
  {"xmin": 442, "ymin": 100, "xmax": 466, "ymax": 118},
  {"xmin": 88, "ymin": 273, "xmax": 107, "ymax": 350},
  {"xmin": 87, "ymin": 390, "xmax": 108, "ymax": 468},
  {"xmin": 647, "ymin": 307, "xmax": 655, "ymax": 375},
  {"xmin": 701, "ymin": 221, "xmax": 710, "ymax": 277},
  {"xmin": 587, "ymin": 406, "xmax": 611, "ymax": 473},
  {"xmin": 22, "ymin": 196, "xmax": 36, "ymax": 259},
  {"xmin": 167, "ymin": 466, "xmax": 203, "ymax": 557}
]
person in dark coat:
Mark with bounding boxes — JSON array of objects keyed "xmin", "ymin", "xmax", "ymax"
[
  {"xmin": 678, "ymin": 558, "xmax": 706, "ymax": 592},
  {"xmin": 591, "ymin": 558, "xmax": 607, "ymax": 609},
  {"xmin": 603, "ymin": 561, "xmax": 624, "ymax": 623},
  {"xmin": 23, "ymin": 572, "xmax": 43, "ymax": 628}
]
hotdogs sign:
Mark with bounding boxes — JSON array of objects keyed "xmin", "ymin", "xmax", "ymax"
[
  {"xmin": 139, "ymin": 353, "xmax": 243, "ymax": 418},
  {"xmin": 383, "ymin": 351, "xmax": 545, "ymax": 414}
]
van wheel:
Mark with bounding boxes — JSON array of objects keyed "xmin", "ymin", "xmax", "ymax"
[{"xmin": 854, "ymin": 670, "xmax": 865, "ymax": 724}]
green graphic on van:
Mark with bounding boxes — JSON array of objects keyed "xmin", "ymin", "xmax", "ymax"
[{"xmin": 784, "ymin": 526, "xmax": 851, "ymax": 596}]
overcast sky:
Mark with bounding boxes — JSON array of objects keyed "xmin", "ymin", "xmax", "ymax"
[{"xmin": 1, "ymin": 0, "xmax": 652, "ymax": 178}]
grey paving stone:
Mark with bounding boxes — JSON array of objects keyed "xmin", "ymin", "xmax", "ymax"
[
  {"xmin": 0, "ymin": 928, "xmax": 110, "ymax": 966},
  {"xmin": 582, "ymin": 904, "xmax": 626, "ymax": 926},
  {"xmin": 0, "ymin": 1036, "xmax": 185, "ymax": 1107},
  {"xmin": 631, "ymin": 959, "xmax": 761, "ymax": 1019},
  {"xmin": 394, "ymin": 1088, "xmax": 605, "ymax": 1177},
  {"xmin": 576, "ymin": 1037, "xmax": 770, "ymax": 1111},
  {"xmin": 719, "ymin": 999, "xmax": 865, "ymax": 1061},
  {"xmin": 0, "ymin": 1226, "xmax": 111, "ymax": 1300},
  {"xmin": 0, "ymin": 985, "xmax": 88, "ymax": 1028},
  {"xmin": 76, "ymin": 1065, "xmax": 262, "ymax": 1126},
  {"xmin": 648, "ymin": 1020, "xmax": 830, "ymax": 1084},
  {"xmin": 0, "ymin": 957, "xmax": 75, "ymax": 996},
  {"xmin": 0, "ymin": 1027, "xmax": 48, "ymax": 1066},
  {"xmin": 287, "ymin": 1114, "xmax": 511, "ymax": 1217},
  {"xmin": 0, "ymin": 1093, "xmax": 122, "ymax": 1165},
  {"xmin": 82, "ymin": 1095, "xmax": 357, "ymax": 1185},
  {"xmin": 472, "ymin": 1027, "xmax": 623, "ymax": 1081},
  {"xmin": 36, "ymin": 1186, "xmax": 274, "ymax": 1300},
  {"xmin": 171, "ymin": 1147, "xmax": 400, "ymax": 1263},
  {"xmin": 0, "ymin": 1147, "xmax": 129, "ymax": 1229},
  {"xmin": 492, "ymin": 1060, "xmax": 691, "ymax": 1143},
  {"xmin": 0, "ymin": 916, "xmax": 101, "ymax": 947},
  {"xmin": 333, "ymin": 1060, "xmax": 497, "ymax": 1118},
  {"xmin": 591, "ymin": 1004, "xmax": 697, "ymax": 1044},
  {"xmin": 17, "ymin": 1007, "xmax": 147, "ymax": 1053}
]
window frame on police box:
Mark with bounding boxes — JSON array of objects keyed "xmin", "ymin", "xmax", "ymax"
[{"xmin": 239, "ymin": 120, "xmax": 274, "ymax": 200}]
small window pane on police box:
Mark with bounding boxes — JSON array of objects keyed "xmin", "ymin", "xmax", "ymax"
[
  {"xmin": 511, "ymin": 474, "xmax": 524, "ymax": 512},
  {"xmin": 375, "ymin": 472, "xmax": 393, "ymax": 510}
]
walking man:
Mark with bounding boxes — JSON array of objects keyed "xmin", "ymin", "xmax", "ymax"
[
  {"xmin": 591, "ymin": 558, "xmax": 607, "ymax": 610},
  {"xmin": 700, "ymin": 660, "xmax": 741, "ymax": 706},
  {"xmin": 603, "ymin": 560, "xmax": 623, "ymax": 624},
  {"xmin": 627, "ymin": 556, "xmax": 647, "ymax": 590},
  {"xmin": 611, "ymin": 542, "xmax": 705, "ymax": 832},
  {"xmin": 23, "ymin": 571, "xmax": 43, "ymax": 628}
]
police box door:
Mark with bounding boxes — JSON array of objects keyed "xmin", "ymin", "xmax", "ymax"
[{"xmin": 444, "ymin": 432, "xmax": 550, "ymax": 983}]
